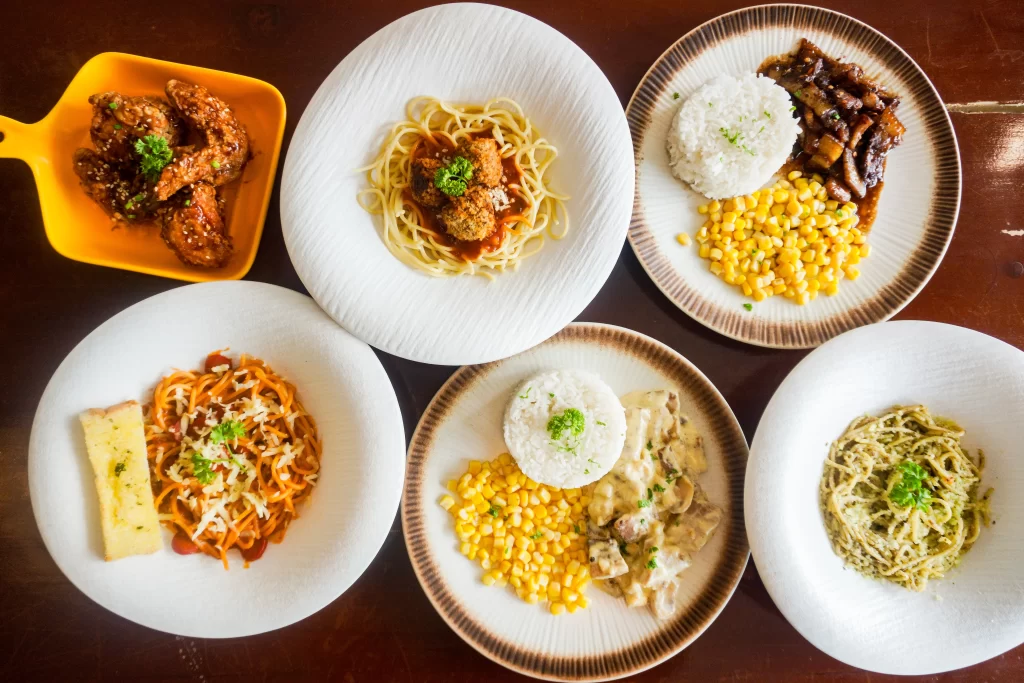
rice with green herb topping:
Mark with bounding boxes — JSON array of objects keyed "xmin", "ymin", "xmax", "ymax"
[
  {"xmin": 503, "ymin": 371, "xmax": 626, "ymax": 488},
  {"xmin": 667, "ymin": 73, "xmax": 799, "ymax": 199}
]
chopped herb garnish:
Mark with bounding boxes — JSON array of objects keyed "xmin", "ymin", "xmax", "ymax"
[
  {"xmin": 794, "ymin": 90, "xmax": 803, "ymax": 97},
  {"xmin": 530, "ymin": 531, "xmax": 543, "ymax": 540},
  {"xmin": 763, "ymin": 110, "xmax": 771, "ymax": 119},
  {"xmin": 184, "ymin": 199, "xmax": 191, "ymax": 207},
  {"xmin": 114, "ymin": 461, "xmax": 126, "ymax": 477},
  {"xmin": 126, "ymin": 214, "xmax": 136, "ymax": 219},
  {"xmin": 646, "ymin": 558, "xmax": 658, "ymax": 570},
  {"xmin": 619, "ymin": 542, "xmax": 629, "ymax": 557},
  {"xmin": 889, "ymin": 460, "xmax": 933, "ymax": 510},
  {"xmin": 134, "ymin": 135, "xmax": 173, "ymax": 179},
  {"xmin": 646, "ymin": 440, "xmax": 653, "ymax": 450},
  {"xmin": 547, "ymin": 408, "xmax": 586, "ymax": 454},
  {"xmin": 573, "ymin": 524, "xmax": 581, "ymax": 534},
  {"xmin": 519, "ymin": 387, "xmax": 532, "ymax": 399},
  {"xmin": 548, "ymin": 393, "xmax": 555, "ymax": 398},
  {"xmin": 708, "ymin": 102, "xmax": 713, "ymax": 107},
  {"xmin": 637, "ymin": 499, "xmax": 651, "ymax": 509},
  {"xmin": 836, "ymin": 209, "xmax": 844, "ymax": 219},
  {"xmin": 743, "ymin": 303, "xmax": 753, "ymax": 311},
  {"xmin": 648, "ymin": 546, "xmax": 659, "ymax": 554},
  {"xmin": 433, "ymin": 156, "xmax": 474, "ymax": 197},
  {"xmin": 653, "ymin": 483, "xmax": 665, "ymax": 493},
  {"xmin": 672, "ymin": 92, "xmax": 680, "ymax": 100},
  {"xmin": 487, "ymin": 506, "xmax": 499, "ymax": 518},
  {"xmin": 108, "ymin": 102, "xmax": 118, "ymax": 110},
  {"xmin": 831, "ymin": 111, "xmax": 841, "ymax": 120},
  {"xmin": 136, "ymin": 525, "xmax": 143, "ymax": 530},
  {"xmin": 210, "ymin": 159, "xmax": 221, "ymax": 169},
  {"xmin": 790, "ymin": 106, "xmax": 797, "ymax": 112},
  {"xmin": 596, "ymin": 420, "xmax": 606, "ymax": 426},
  {"xmin": 646, "ymin": 487, "xmax": 653, "ymax": 501},
  {"xmin": 113, "ymin": 123, "xmax": 122, "ymax": 130},
  {"xmin": 191, "ymin": 453, "xmax": 217, "ymax": 485},
  {"xmin": 210, "ymin": 420, "xmax": 246, "ymax": 444},
  {"xmin": 741, "ymin": 144, "xmax": 756, "ymax": 156},
  {"xmin": 584, "ymin": 469, "xmax": 589, "ymax": 475},
  {"xmin": 719, "ymin": 126, "xmax": 742, "ymax": 146}
]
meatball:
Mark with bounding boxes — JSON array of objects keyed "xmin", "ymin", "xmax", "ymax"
[
  {"xmin": 439, "ymin": 186, "xmax": 496, "ymax": 242},
  {"xmin": 410, "ymin": 157, "xmax": 446, "ymax": 207},
  {"xmin": 457, "ymin": 138, "xmax": 502, "ymax": 188}
]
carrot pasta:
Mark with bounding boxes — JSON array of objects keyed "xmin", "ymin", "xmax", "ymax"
[{"xmin": 145, "ymin": 352, "xmax": 321, "ymax": 569}]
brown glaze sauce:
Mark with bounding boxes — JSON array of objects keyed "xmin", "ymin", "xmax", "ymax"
[
  {"xmin": 759, "ymin": 53, "xmax": 886, "ymax": 231},
  {"xmin": 778, "ymin": 155, "xmax": 883, "ymax": 231},
  {"xmin": 406, "ymin": 133, "xmax": 528, "ymax": 261}
]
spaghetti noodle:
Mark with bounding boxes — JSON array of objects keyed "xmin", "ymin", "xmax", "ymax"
[
  {"xmin": 357, "ymin": 96, "xmax": 569, "ymax": 278},
  {"xmin": 820, "ymin": 405, "xmax": 992, "ymax": 591},
  {"xmin": 145, "ymin": 352, "xmax": 321, "ymax": 569}
]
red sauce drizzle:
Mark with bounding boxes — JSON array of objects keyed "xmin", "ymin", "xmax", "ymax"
[{"xmin": 406, "ymin": 133, "xmax": 528, "ymax": 261}]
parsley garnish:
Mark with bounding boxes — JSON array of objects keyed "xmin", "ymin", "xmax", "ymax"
[
  {"xmin": 433, "ymin": 156, "xmax": 474, "ymax": 197},
  {"xmin": 889, "ymin": 460, "xmax": 933, "ymax": 510},
  {"xmin": 134, "ymin": 135, "xmax": 173, "ymax": 179},
  {"xmin": 648, "ymin": 546, "xmax": 659, "ymax": 554},
  {"xmin": 619, "ymin": 542, "xmax": 629, "ymax": 557},
  {"xmin": 831, "ymin": 111, "xmax": 841, "ymax": 120},
  {"xmin": 547, "ymin": 408, "xmax": 586, "ymax": 453},
  {"xmin": 519, "ymin": 387, "xmax": 532, "ymax": 399},
  {"xmin": 646, "ymin": 558, "xmax": 658, "ymax": 570},
  {"xmin": 789, "ymin": 106, "xmax": 797, "ymax": 112},
  {"xmin": 113, "ymin": 123, "xmax": 122, "ymax": 130},
  {"xmin": 584, "ymin": 469, "xmax": 589, "ymax": 475},
  {"xmin": 573, "ymin": 524, "xmax": 581, "ymax": 534},
  {"xmin": 530, "ymin": 531, "xmax": 543, "ymax": 540},
  {"xmin": 763, "ymin": 110, "xmax": 771, "ymax": 118},
  {"xmin": 647, "ymin": 488, "xmax": 653, "ymax": 501},
  {"xmin": 114, "ymin": 461, "xmax": 126, "ymax": 477},
  {"xmin": 548, "ymin": 393, "xmax": 555, "ymax": 398},
  {"xmin": 720, "ymin": 126, "xmax": 742, "ymax": 146},
  {"xmin": 653, "ymin": 483, "xmax": 665, "ymax": 493},
  {"xmin": 794, "ymin": 90, "xmax": 803, "ymax": 97},
  {"xmin": 638, "ymin": 499, "xmax": 651, "ymax": 509},
  {"xmin": 743, "ymin": 303, "xmax": 753, "ymax": 311},
  {"xmin": 487, "ymin": 506, "xmax": 499, "ymax": 517},
  {"xmin": 672, "ymin": 92, "xmax": 680, "ymax": 100},
  {"xmin": 108, "ymin": 101, "xmax": 117, "ymax": 110},
  {"xmin": 210, "ymin": 420, "xmax": 246, "ymax": 444},
  {"xmin": 191, "ymin": 452, "xmax": 217, "ymax": 485},
  {"xmin": 646, "ymin": 440, "xmax": 653, "ymax": 450},
  {"xmin": 210, "ymin": 160, "xmax": 221, "ymax": 169}
]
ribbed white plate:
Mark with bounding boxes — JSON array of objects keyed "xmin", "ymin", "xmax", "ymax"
[
  {"xmin": 628, "ymin": 5, "xmax": 960, "ymax": 348},
  {"xmin": 281, "ymin": 3, "xmax": 633, "ymax": 365},
  {"xmin": 747, "ymin": 321, "xmax": 1024, "ymax": 674},
  {"xmin": 28, "ymin": 281, "xmax": 406, "ymax": 637},
  {"xmin": 403, "ymin": 323, "xmax": 749, "ymax": 680}
]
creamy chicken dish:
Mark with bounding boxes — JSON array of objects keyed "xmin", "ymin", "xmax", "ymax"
[{"xmin": 585, "ymin": 390, "xmax": 722, "ymax": 619}]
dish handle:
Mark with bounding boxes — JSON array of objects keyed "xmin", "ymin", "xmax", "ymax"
[{"xmin": 0, "ymin": 115, "xmax": 39, "ymax": 161}]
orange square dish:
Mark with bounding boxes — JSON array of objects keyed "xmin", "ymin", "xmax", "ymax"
[{"xmin": 0, "ymin": 52, "xmax": 285, "ymax": 282}]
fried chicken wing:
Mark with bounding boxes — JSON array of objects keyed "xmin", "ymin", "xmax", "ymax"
[
  {"xmin": 157, "ymin": 182, "xmax": 233, "ymax": 268},
  {"xmin": 88, "ymin": 92, "xmax": 185, "ymax": 164},
  {"xmin": 153, "ymin": 80, "xmax": 250, "ymax": 201},
  {"xmin": 72, "ymin": 148, "xmax": 151, "ymax": 223}
]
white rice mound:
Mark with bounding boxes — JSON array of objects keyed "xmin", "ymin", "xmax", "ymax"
[
  {"xmin": 667, "ymin": 73, "xmax": 800, "ymax": 199},
  {"xmin": 503, "ymin": 371, "xmax": 626, "ymax": 488}
]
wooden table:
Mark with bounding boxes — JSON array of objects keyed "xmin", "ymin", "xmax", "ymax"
[{"xmin": 2, "ymin": 1, "xmax": 1022, "ymax": 680}]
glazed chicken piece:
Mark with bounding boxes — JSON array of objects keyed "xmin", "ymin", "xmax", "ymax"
[
  {"xmin": 158, "ymin": 182, "xmax": 233, "ymax": 267},
  {"xmin": 153, "ymin": 80, "xmax": 250, "ymax": 201},
  {"xmin": 72, "ymin": 148, "xmax": 150, "ymax": 223},
  {"xmin": 88, "ymin": 92, "xmax": 185, "ymax": 164}
]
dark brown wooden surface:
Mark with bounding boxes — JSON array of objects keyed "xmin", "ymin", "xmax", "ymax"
[{"xmin": 2, "ymin": 1, "xmax": 1023, "ymax": 681}]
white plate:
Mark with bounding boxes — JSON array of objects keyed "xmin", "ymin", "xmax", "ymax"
[
  {"xmin": 403, "ymin": 323, "xmax": 749, "ymax": 680},
  {"xmin": 746, "ymin": 320, "xmax": 1024, "ymax": 674},
  {"xmin": 281, "ymin": 3, "xmax": 633, "ymax": 365},
  {"xmin": 28, "ymin": 281, "xmax": 406, "ymax": 637},
  {"xmin": 627, "ymin": 5, "xmax": 960, "ymax": 348}
]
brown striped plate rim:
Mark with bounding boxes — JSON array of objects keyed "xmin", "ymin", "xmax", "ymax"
[
  {"xmin": 402, "ymin": 322, "xmax": 750, "ymax": 681},
  {"xmin": 626, "ymin": 3, "xmax": 961, "ymax": 348}
]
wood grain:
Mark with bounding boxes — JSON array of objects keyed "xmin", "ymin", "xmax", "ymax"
[{"xmin": 1, "ymin": 1, "xmax": 1022, "ymax": 681}]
